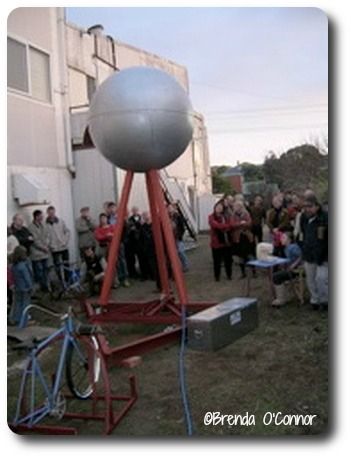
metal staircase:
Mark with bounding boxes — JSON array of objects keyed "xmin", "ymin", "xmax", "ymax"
[{"xmin": 159, "ymin": 169, "xmax": 198, "ymax": 241}]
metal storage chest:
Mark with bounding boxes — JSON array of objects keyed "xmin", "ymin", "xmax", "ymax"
[{"xmin": 187, "ymin": 297, "xmax": 258, "ymax": 351}]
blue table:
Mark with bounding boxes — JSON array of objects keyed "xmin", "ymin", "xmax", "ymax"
[{"xmin": 246, "ymin": 257, "xmax": 290, "ymax": 300}]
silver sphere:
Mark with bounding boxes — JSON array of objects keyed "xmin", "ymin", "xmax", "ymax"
[{"xmin": 88, "ymin": 66, "xmax": 194, "ymax": 172}]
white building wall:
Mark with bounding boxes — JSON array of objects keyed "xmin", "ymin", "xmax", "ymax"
[
  {"xmin": 72, "ymin": 148, "xmax": 116, "ymax": 219},
  {"xmin": 7, "ymin": 7, "xmax": 77, "ymax": 254},
  {"xmin": 7, "ymin": 97, "xmax": 59, "ymax": 167},
  {"xmin": 7, "ymin": 7, "xmax": 53, "ymax": 50}
]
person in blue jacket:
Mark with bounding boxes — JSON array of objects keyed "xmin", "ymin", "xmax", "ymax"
[{"xmin": 10, "ymin": 245, "xmax": 33, "ymax": 327}]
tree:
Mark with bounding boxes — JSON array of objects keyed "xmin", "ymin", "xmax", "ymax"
[
  {"xmin": 211, "ymin": 166, "xmax": 232, "ymax": 194},
  {"xmin": 262, "ymin": 143, "xmax": 328, "ymax": 199},
  {"xmin": 240, "ymin": 162, "xmax": 265, "ymax": 182}
]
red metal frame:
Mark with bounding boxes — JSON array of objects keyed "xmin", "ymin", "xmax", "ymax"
[
  {"xmin": 95, "ymin": 169, "xmax": 211, "ymax": 316},
  {"xmin": 83, "ymin": 169, "xmax": 214, "ymax": 357},
  {"xmin": 100, "ymin": 170, "xmax": 134, "ymax": 305},
  {"xmin": 11, "ymin": 170, "xmax": 214, "ymax": 435},
  {"xmin": 99, "ymin": 169, "xmax": 189, "ymax": 308},
  {"xmin": 145, "ymin": 171, "xmax": 170, "ymax": 296},
  {"xmin": 82, "ymin": 169, "xmax": 215, "ymax": 354}
]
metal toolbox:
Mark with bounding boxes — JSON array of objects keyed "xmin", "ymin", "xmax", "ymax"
[{"xmin": 187, "ymin": 297, "xmax": 258, "ymax": 351}]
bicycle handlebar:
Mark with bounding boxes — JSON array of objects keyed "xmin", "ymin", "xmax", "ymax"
[
  {"xmin": 19, "ymin": 305, "xmax": 103, "ymax": 336},
  {"xmin": 21, "ymin": 304, "xmax": 62, "ymax": 322}
]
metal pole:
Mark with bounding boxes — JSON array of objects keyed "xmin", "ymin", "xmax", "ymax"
[
  {"xmin": 149, "ymin": 170, "xmax": 189, "ymax": 305},
  {"xmin": 99, "ymin": 170, "xmax": 134, "ymax": 305},
  {"xmin": 146, "ymin": 171, "xmax": 171, "ymax": 297}
]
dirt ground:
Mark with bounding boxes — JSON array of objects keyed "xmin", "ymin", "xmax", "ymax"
[{"xmin": 7, "ymin": 235, "xmax": 328, "ymax": 436}]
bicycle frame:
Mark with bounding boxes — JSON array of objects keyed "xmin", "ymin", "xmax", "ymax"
[
  {"xmin": 49, "ymin": 262, "xmax": 84, "ymax": 298},
  {"xmin": 62, "ymin": 264, "xmax": 82, "ymax": 290},
  {"xmin": 11, "ymin": 305, "xmax": 139, "ymax": 435},
  {"xmin": 13, "ymin": 313, "xmax": 85, "ymax": 428}
]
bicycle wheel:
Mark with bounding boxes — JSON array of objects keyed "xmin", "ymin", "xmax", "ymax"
[{"xmin": 65, "ymin": 336, "xmax": 101, "ymax": 400}]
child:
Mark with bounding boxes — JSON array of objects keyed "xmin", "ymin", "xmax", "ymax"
[
  {"xmin": 272, "ymin": 230, "xmax": 302, "ymax": 307},
  {"xmin": 11, "ymin": 245, "xmax": 33, "ymax": 327}
]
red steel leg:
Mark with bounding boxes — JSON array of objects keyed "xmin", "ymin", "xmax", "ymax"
[
  {"xmin": 99, "ymin": 170, "xmax": 134, "ymax": 306},
  {"xmin": 146, "ymin": 171, "xmax": 171, "ymax": 297},
  {"xmin": 148, "ymin": 169, "xmax": 189, "ymax": 306}
]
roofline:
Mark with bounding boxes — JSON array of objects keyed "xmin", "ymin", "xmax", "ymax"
[{"xmin": 65, "ymin": 20, "xmax": 188, "ymax": 74}]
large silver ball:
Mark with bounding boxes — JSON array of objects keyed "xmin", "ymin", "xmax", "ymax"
[{"xmin": 88, "ymin": 66, "xmax": 194, "ymax": 172}]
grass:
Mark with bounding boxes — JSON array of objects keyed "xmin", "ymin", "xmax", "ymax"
[{"xmin": 7, "ymin": 235, "xmax": 328, "ymax": 436}]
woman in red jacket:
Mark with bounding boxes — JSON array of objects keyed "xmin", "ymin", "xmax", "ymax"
[
  {"xmin": 208, "ymin": 202, "xmax": 232, "ymax": 281},
  {"xmin": 94, "ymin": 213, "xmax": 114, "ymax": 258}
]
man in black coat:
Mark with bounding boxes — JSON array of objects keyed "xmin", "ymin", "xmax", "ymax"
[
  {"xmin": 301, "ymin": 195, "xmax": 328, "ymax": 310},
  {"xmin": 139, "ymin": 212, "xmax": 160, "ymax": 286},
  {"xmin": 10, "ymin": 214, "xmax": 34, "ymax": 253},
  {"xmin": 125, "ymin": 206, "xmax": 143, "ymax": 279}
]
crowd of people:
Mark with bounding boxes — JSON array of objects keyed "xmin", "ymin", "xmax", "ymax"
[
  {"xmin": 208, "ymin": 189, "xmax": 328, "ymax": 310},
  {"xmin": 7, "ymin": 202, "xmax": 189, "ymax": 327},
  {"xmin": 7, "ymin": 187, "xmax": 328, "ymax": 328}
]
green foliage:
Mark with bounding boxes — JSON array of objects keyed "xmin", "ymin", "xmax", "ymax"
[
  {"xmin": 211, "ymin": 166, "xmax": 232, "ymax": 194},
  {"xmin": 263, "ymin": 144, "xmax": 328, "ymax": 200},
  {"xmin": 240, "ymin": 162, "xmax": 264, "ymax": 182},
  {"xmin": 211, "ymin": 142, "xmax": 328, "ymax": 201}
]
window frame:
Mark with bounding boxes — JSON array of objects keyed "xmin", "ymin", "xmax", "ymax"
[{"xmin": 7, "ymin": 33, "xmax": 53, "ymax": 106}]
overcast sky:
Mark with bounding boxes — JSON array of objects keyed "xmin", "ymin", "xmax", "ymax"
[{"xmin": 67, "ymin": 7, "xmax": 328, "ymax": 166}]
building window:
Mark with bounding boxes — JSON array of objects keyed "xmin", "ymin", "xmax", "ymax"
[
  {"xmin": 29, "ymin": 46, "xmax": 51, "ymax": 102},
  {"xmin": 7, "ymin": 37, "xmax": 29, "ymax": 93},
  {"xmin": 87, "ymin": 76, "xmax": 96, "ymax": 102},
  {"xmin": 7, "ymin": 36, "xmax": 51, "ymax": 103}
]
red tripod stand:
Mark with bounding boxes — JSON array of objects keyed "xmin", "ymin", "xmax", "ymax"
[
  {"xmin": 76, "ymin": 169, "xmax": 214, "ymax": 434},
  {"xmin": 83, "ymin": 168, "xmax": 214, "ymax": 356}
]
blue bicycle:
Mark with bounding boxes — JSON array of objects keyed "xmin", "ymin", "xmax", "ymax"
[
  {"xmin": 11, "ymin": 305, "xmax": 101, "ymax": 431},
  {"xmin": 48, "ymin": 262, "xmax": 85, "ymax": 301}
]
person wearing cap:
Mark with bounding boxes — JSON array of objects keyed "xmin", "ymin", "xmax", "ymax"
[
  {"xmin": 76, "ymin": 206, "xmax": 97, "ymax": 255},
  {"xmin": 300, "ymin": 195, "xmax": 328, "ymax": 310}
]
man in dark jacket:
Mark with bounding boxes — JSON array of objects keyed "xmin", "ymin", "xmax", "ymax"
[
  {"xmin": 125, "ymin": 206, "xmax": 143, "ymax": 278},
  {"xmin": 301, "ymin": 195, "xmax": 328, "ymax": 310},
  {"xmin": 10, "ymin": 214, "xmax": 34, "ymax": 253},
  {"xmin": 139, "ymin": 211, "xmax": 160, "ymax": 285}
]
